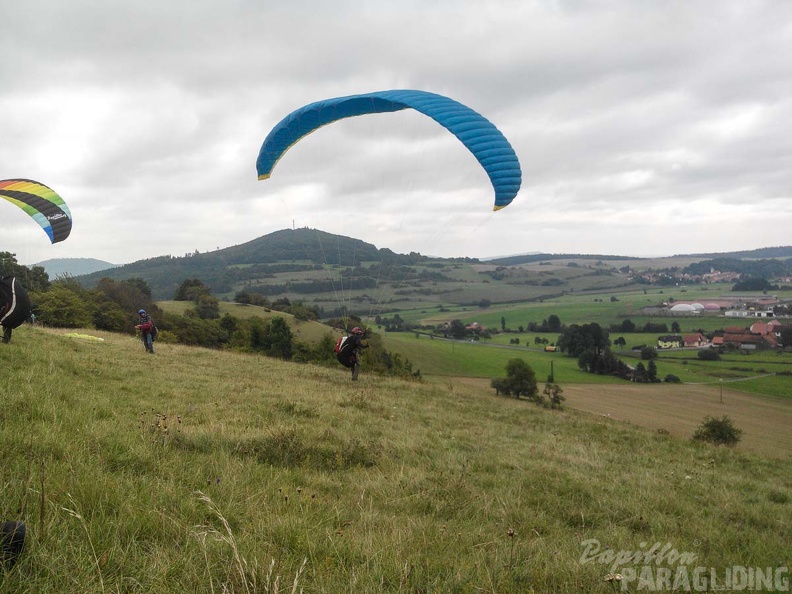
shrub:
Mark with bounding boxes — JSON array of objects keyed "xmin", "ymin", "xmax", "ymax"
[
  {"xmin": 693, "ymin": 416, "xmax": 742, "ymax": 447},
  {"xmin": 697, "ymin": 349, "xmax": 721, "ymax": 361},
  {"xmin": 540, "ymin": 383, "xmax": 565, "ymax": 409},
  {"xmin": 664, "ymin": 374, "xmax": 681, "ymax": 383},
  {"xmin": 640, "ymin": 346, "xmax": 658, "ymax": 360}
]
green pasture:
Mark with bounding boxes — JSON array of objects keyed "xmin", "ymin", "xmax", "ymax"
[
  {"xmin": 380, "ymin": 332, "xmax": 792, "ymax": 399},
  {"xmin": 649, "ymin": 351, "xmax": 792, "ymax": 398},
  {"xmin": 400, "ymin": 283, "xmax": 791, "ymax": 336},
  {"xmin": 380, "ymin": 332, "xmax": 600, "ymax": 383}
]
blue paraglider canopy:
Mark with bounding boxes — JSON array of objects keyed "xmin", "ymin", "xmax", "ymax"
[{"xmin": 256, "ymin": 90, "xmax": 522, "ymax": 210}]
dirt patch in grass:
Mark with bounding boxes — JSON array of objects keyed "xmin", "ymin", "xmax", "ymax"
[
  {"xmin": 557, "ymin": 383, "xmax": 792, "ymax": 458},
  {"xmin": 449, "ymin": 377, "xmax": 792, "ymax": 458}
]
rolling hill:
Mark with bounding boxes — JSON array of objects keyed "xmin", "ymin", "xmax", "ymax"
[
  {"xmin": 69, "ymin": 228, "xmax": 792, "ymax": 316},
  {"xmin": 34, "ymin": 257, "xmax": 117, "ymax": 277}
]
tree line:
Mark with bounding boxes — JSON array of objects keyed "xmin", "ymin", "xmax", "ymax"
[{"xmin": 2, "ymin": 253, "xmax": 418, "ymax": 380}]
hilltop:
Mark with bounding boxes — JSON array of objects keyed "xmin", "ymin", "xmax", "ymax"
[
  {"xmin": 74, "ymin": 228, "xmax": 414, "ymax": 301},
  {"xmin": 34, "ymin": 257, "xmax": 117, "ymax": 277}
]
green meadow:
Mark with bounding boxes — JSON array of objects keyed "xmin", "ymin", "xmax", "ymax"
[
  {"xmin": 1, "ymin": 325, "xmax": 790, "ymax": 592},
  {"xmin": 379, "ymin": 332, "xmax": 792, "ymax": 399}
]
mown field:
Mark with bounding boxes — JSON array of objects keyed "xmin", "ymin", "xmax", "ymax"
[
  {"xmin": 452, "ymin": 378, "xmax": 792, "ymax": 458},
  {"xmin": 1, "ymin": 325, "xmax": 789, "ymax": 592}
]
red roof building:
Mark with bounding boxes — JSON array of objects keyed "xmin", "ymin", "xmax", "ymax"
[{"xmin": 683, "ymin": 333, "xmax": 707, "ymax": 347}]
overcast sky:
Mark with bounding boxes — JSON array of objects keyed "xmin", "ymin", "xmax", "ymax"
[{"xmin": 2, "ymin": 0, "xmax": 790, "ymax": 266}]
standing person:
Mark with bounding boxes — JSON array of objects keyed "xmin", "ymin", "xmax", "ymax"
[
  {"xmin": 135, "ymin": 309, "xmax": 156, "ymax": 354},
  {"xmin": 348, "ymin": 326, "xmax": 368, "ymax": 381},
  {"xmin": 0, "ymin": 276, "xmax": 32, "ymax": 344}
]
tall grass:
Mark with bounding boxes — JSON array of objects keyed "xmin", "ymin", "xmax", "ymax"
[{"xmin": 1, "ymin": 325, "xmax": 790, "ymax": 592}]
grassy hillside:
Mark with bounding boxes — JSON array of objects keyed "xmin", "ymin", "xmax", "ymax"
[
  {"xmin": 157, "ymin": 300, "xmax": 339, "ymax": 344},
  {"xmin": 1, "ymin": 326, "xmax": 789, "ymax": 592}
]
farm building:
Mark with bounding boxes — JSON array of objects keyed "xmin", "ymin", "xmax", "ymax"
[
  {"xmin": 669, "ymin": 303, "xmax": 699, "ymax": 315},
  {"xmin": 683, "ymin": 333, "xmax": 708, "ymax": 347},
  {"xmin": 725, "ymin": 309, "xmax": 775, "ymax": 318},
  {"xmin": 657, "ymin": 335, "xmax": 684, "ymax": 349}
]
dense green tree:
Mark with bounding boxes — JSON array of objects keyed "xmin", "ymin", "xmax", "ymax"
[
  {"xmin": 174, "ymin": 278, "xmax": 211, "ymax": 301},
  {"xmin": 732, "ymin": 277, "xmax": 775, "ymax": 292},
  {"xmin": 122, "ymin": 278, "xmax": 153, "ymax": 300},
  {"xmin": 93, "ymin": 300, "xmax": 128, "ymax": 332},
  {"xmin": 576, "ymin": 348, "xmax": 632, "ymax": 379},
  {"xmin": 33, "ymin": 285, "xmax": 95, "ymax": 328},
  {"xmin": 270, "ymin": 297, "xmax": 291, "ymax": 311},
  {"xmin": 250, "ymin": 318, "xmax": 266, "ymax": 350},
  {"xmin": 219, "ymin": 314, "xmax": 237, "ymax": 334},
  {"xmin": 0, "ymin": 252, "xmax": 50, "ymax": 292},
  {"xmin": 557, "ymin": 323, "xmax": 610, "ymax": 358},
  {"xmin": 633, "ymin": 361, "xmax": 647, "ymax": 383},
  {"xmin": 448, "ymin": 319, "xmax": 467, "ymax": 339},
  {"xmin": 246, "ymin": 293, "xmax": 269, "ymax": 307},
  {"xmin": 157, "ymin": 312, "xmax": 228, "ymax": 348},
  {"xmin": 501, "ymin": 359, "xmax": 538, "ymax": 398},
  {"xmin": 95, "ymin": 278, "xmax": 155, "ymax": 318},
  {"xmin": 547, "ymin": 314, "xmax": 561, "ymax": 332},
  {"xmin": 195, "ymin": 294, "xmax": 221, "ymax": 319},
  {"xmin": 647, "ymin": 359, "xmax": 658, "ymax": 382},
  {"xmin": 264, "ymin": 317, "xmax": 294, "ymax": 359},
  {"xmin": 781, "ymin": 327, "xmax": 792, "ymax": 349},
  {"xmin": 286, "ymin": 301, "xmax": 320, "ymax": 321}
]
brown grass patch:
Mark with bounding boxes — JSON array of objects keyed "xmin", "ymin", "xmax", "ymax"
[
  {"xmin": 450, "ymin": 377, "xmax": 792, "ymax": 458},
  {"xmin": 559, "ymin": 383, "xmax": 792, "ymax": 458}
]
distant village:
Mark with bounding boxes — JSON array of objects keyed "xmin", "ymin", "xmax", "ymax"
[
  {"xmin": 628, "ymin": 263, "xmax": 792, "ymax": 288},
  {"xmin": 638, "ymin": 295, "xmax": 792, "ymax": 352},
  {"xmin": 440, "ymin": 294, "xmax": 792, "ymax": 353}
]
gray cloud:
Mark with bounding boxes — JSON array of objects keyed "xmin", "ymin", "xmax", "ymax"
[{"xmin": 1, "ymin": 0, "xmax": 790, "ymax": 265}]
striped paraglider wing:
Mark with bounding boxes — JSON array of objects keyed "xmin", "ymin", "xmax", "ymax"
[{"xmin": 0, "ymin": 178, "xmax": 72, "ymax": 243}]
